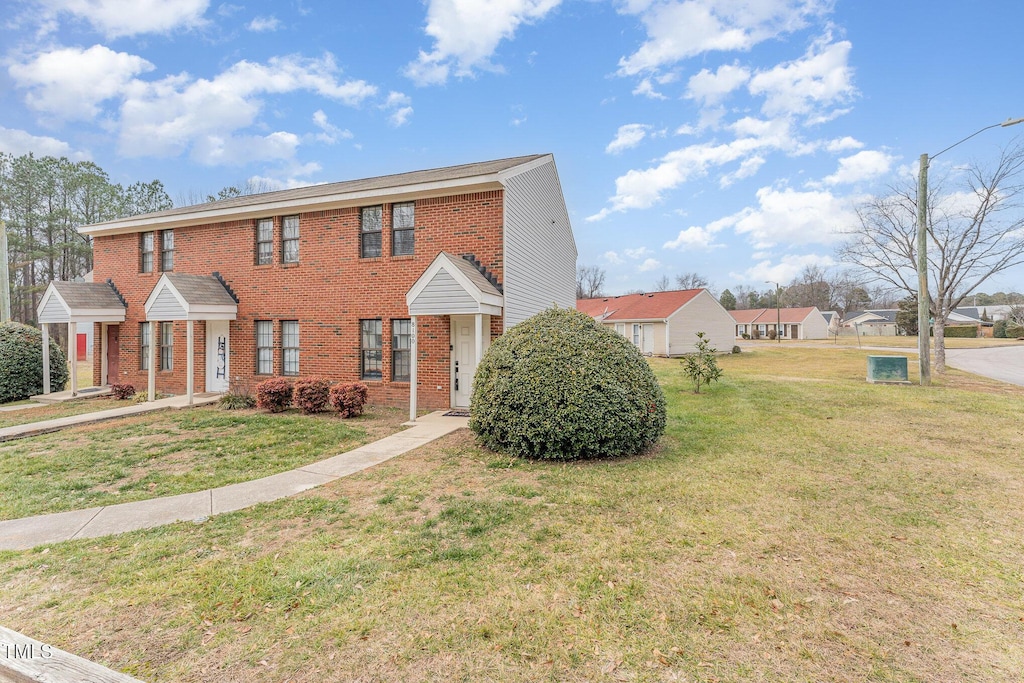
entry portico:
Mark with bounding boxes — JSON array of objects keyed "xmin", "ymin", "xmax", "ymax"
[
  {"xmin": 143, "ymin": 273, "xmax": 238, "ymax": 404},
  {"xmin": 406, "ymin": 252, "xmax": 503, "ymax": 420},
  {"xmin": 36, "ymin": 280, "xmax": 127, "ymax": 396}
]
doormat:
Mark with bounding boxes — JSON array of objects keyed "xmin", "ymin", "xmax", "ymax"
[{"xmin": 443, "ymin": 410, "xmax": 471, "ymax": 417}]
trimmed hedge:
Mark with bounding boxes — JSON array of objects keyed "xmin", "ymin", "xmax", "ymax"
[
  {"xmin": 0, "ymin": 322, "xmax": 69, "ymax": 403},
  {"xmin": 944, "ymin": 325, "xmax": 978, "ymax": 338},
  {"xmin": 330, "ymin": 382, "xmax": 368, "ymax": 418},
  {"xmin": 293, "ymin": 376, "xmax": 331, "ymax": 414},
  {"xmin": 470, "ymin": 308, "xmax": 666, "ymax": 460},
  {"xmin": 255, "ymin": 377, "xmax": 293, "ymax": 413}
]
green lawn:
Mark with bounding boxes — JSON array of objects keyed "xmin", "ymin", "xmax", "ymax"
[
  {"xmin": 0, "ymin": 348, "xmax": 1021, "ymax": 682},
  {"xmin": 0, "ymin": 406, "xmax": 408, "ymax": 519},
  {"xmin": 0, "ymin": 397, "xmax": 124, "ymax": 429}
]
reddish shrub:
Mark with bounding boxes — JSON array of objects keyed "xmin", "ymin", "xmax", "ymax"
[
  {"xmin": 329, "ymin": 382, "xmax": 369, "ymax": 418},
  {"xmin": 110, "ymin": 383, "xmax": 136, "ymax": 400},
  {"xmin": 255, "ymin": 377, "xmax": 293, "ymax": 413},
  {"xmin": 293, "ymin": 376, "xmax": 331, "ymax": 414}
]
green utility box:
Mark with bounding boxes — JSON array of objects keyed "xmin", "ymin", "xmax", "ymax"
[{"xmin": 866, "ymin": 355, "xmax": 910, "ymax": 384}]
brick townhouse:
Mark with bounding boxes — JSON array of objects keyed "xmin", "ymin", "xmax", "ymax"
[{"xmin": 36, "ymin": 154, "xmax": 577, "ymax": 416}]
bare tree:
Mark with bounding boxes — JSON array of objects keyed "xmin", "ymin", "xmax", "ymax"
[
  {"xmin": 839, "ymin": 142, "xmax": 1024, "ymax": 371},
  {"xmin": 576, "ymin": 265, "xmax": 606, "ymax": 299},
  {"xmin": 675, "ymin": 272, "xmax": 709, "ymax": 290},
  {"xmin": 653, "ymin": 275, "xmax": 671, "ymax": 291}
]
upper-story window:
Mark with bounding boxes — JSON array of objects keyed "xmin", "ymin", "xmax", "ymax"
[
  {"xmin": 360, "ymin": 206, "xmax": 382, "ymax": 258},
  {"xmin": 256, "ymin": 219, "xmax": 274, "ymax": 265},
  {"xmin": 161, "ymin": 230, "xmax": 174, "ymax": 271},
  {"xmin": 140, "ymin": 232, "xmax": 154, "ymax": 273},
  {"xmin": 282, "ymin": 215, "xmax": 299, "ymax": 263},
  {"xmin": 392, "ymin": 202, "xmax": 415, "ymax": 256}
]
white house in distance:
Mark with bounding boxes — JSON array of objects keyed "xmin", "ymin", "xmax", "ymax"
[
  {"xmin": 577, "ymin": 289, "xmax": 736, "ymax": 355},
  {"xmin": 730, "ymin": 306, "xmax": 830, "ymax": 340}
]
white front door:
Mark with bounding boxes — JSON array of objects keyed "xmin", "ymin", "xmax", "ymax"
[
  {"xmin": 642, "ymin": 324, "xmax": 655, "ymax": 354},
  {"xmin": 451, "ymin": 315, "xmax": 477, "ymax": 408},
  {"xmin": 205, "ymin": 320, "xmax": 230, "ymax": 393}
]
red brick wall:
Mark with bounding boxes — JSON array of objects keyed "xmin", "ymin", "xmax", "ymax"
[{"xmin": 91, "ymin": 190, "xmax": 505, "ymax": 409}]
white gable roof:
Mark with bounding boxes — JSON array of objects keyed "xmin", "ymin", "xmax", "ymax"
[
  {"xmin": 407, "ymin": 252, "xmax": 504, "ymax": 316},
  {"xmin": 37, "ymin": 281, "xmax": 127, "ymax": 323},
  {"xmin": 144, "ymin": 273, "xmax": 238, "ymax": 321}
]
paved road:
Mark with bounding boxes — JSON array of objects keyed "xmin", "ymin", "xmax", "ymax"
[{"xmin": 944, "ymin": 345, "xmax": 1024, "ymax": 387}]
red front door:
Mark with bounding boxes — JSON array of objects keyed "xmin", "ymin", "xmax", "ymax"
[{"xmin": 106, "ymin": 325, "xmax": 120, "ymax": 385}]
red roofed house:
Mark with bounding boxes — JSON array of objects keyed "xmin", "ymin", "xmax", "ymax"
[
  {"xmin": 577, "ymin": 289, "xmax": 735, "ymax": 355},
  {"xmin": 38, "ymin": 154, "xmax": 577, "ymax": 419},
  {"xmin": 729, "ymin": 306, "xmax": 829, "ymax": 340}
]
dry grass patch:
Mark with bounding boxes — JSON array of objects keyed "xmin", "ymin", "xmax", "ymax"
[
  {"xmin": 0, "ymin": 397, "xmax": 125, "ymax": 429},
  {"xmin": 0, "ymin": 349, "xmax": 1022, "ymax": 681}
]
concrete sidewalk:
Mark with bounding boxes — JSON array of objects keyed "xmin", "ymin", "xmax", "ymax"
[
  {"xmin": 0, "ymin": 411, "xmax": 468, "ymax": 550},
  {"xmin": 0, "ymin": 393, "xmax": 222, "ymax": 442}
]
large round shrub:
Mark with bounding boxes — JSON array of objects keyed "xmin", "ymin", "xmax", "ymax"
[
  {"xmin": 470, "ymin": 308, "xmax": 666, "ymax": 460},
  {"xmin": 0, "ymin": 321, "xmax": 69, "ymax": 403}
]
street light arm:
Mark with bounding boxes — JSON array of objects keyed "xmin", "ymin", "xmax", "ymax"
[{"xmin": 931, "ymin": 118, "xmax": 1024, "ymax": 161}]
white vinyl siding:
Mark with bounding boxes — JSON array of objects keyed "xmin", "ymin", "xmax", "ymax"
[
  {"xmin": 38, "ymin": 296, "xmax": 68, "ymax": 323},
  {"xmin": 147, "ymin": 288, "xmax": 186, "ymax": 319},
  {"xmin": 502, "ymin": 158, "xmax": 577, "ymax": 328},
  {"xmin": 666, "ymin": 290, "xmax": 736, "ymax": 355},
  {"xmin": 409, "ymin": 270, "xmax": 479, "ymax": 315},
  {"xmin": 800, "ymin": 310, "xmax": 830, "ymax": 339}
]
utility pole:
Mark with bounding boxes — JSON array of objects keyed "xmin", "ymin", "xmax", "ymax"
[{"xmin": 0, "ymin": 220, "xmax": 10, "ymax": 323}]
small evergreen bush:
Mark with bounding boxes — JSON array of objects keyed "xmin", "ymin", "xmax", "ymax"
[
  {"xmin": 993, "ymin": 320, "xmax": 1008, "ymax": 338},
  {"xmin": 0, "ymin": 322, "xmax": 69, "ymax": 403},
  {"xmin": 255, "ymin": 377, "xmax": 293, "ymax": 413},
  {"xmin": 681, "ymin": 331, "xmax": 724, "ymax": 394},
  {"xmin": 293, "ymin": 376, "xmax": 332, "ymax": 414},
  {"xmin": 470, "ymin": 307, "xmax": 666, "ymax": 460},
  {"xmin": 110, "ymin": 383, "xmax": 136, "ymax": 400},
  {"xmin": 330, "ymin": 382, "xmax": 369, "ymax": 418},
  {"xmin": 944, "ymin": 325, "xmax": 978, "ymax": 338},
  {"xmin": 732, "ymin": 345, "xmax": 742, "ymax": 354}
]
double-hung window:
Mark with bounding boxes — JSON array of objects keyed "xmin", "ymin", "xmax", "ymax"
[
  {"xmin": 140, "ymin": 232, "xmax": 154, "ymax": 273},
  {"xmin": 360, "ymin": 206, "xmax": 382, "ymax": 258},
  {"xmin": 282, "ymin": 215, "xmax": 299, "ymax": 263},
  {"xmin": 361, "ymin": 319, "xmax": 382, "ymax": 379},
  {"xmin": 140, "ymin": 323, "xmax": 151, "ymax": 370},
  {"xmin": 282, "ymin": 321, "xmax": 299, "ymax": 376},
  {"xmin": 255, "ymin": 321, "xmax": 274, "ymax": 374},
  {"xmin": 160, "ymin": 230, "xmax": 174, "ymax": 271},
  {"xmin": 392, "ymin": 319, "xmax": 411, "ymax": 382},
  {"xmin": 256, "ymin": 219, "xmax": 274, "ymax": 265},
  {"xmin": 159, "ymin": 322, "xmax": 173, "ymax": 371},
  {"xmin": 391, "ymin": 202, "xmax": 415, "ymax": 256}
]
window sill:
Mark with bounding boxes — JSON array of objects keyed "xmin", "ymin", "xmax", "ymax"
[
  {"xmin": 281, "ymin": 262, "xmax": 300, "ymax": 269},
  {"xmin": 390, "ymin": 254, "xmax": 416, "ymax": 260}
]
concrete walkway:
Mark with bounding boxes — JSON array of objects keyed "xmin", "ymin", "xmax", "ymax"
[
  {"xmin": 0, "ymin": 411, "xmax": 468, "ymax": 550},
  {"xmin": 0, "ymin": 393, "xmax": 222, "ymax": 442}
]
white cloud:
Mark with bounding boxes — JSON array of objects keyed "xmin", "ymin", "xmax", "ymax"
[
  {"xmin": 405, "ymin": 0, "xmax": 562, "ymax": 86},
  {"xmin": 719, "ymin": 155, "xmax": 765, "ymax": 187},
  {"xmin": 383, "ymin": 91, "xmax": 413, "ymax": 127},
  {"xmin": 685, "ymin": 63, "xmax": 750, "ymax": 106},
  {"xmin": 117, "ymin": 54, "xmax": 377, "ymax": 162},
  {"xmin": 664, "ymin": 213, "xmax": 737, "ymax": 250},
  {"xmin": 826, "ymin": 136, "xmax": 863, "ymax": 152},
  {"xmin": 632, "ymin": 78, "xmax": 667, "ymax": 100},
  {"xmin": 606, "ymin": 124, "xmax": 650, "ymax": 154},
  {"xmin": 732, "ymin": 253, "xmax": 835, "ymax": 284},
  {"xmin": 8, "ymin": 45, "xmax": 154, "ymax": 120},
  {"xmin": 0, "ymin": 126, "xmax": 85, "ymax": 159},
  {"xmin": 748, "ymin": 37, "xmax": 855, "ymax": 120},
  {"xmin": 247, "ymin": 15, "xmax": 280, "ymax": 32},
  {"xmin": 822, "ymin": 149, "xmax": 893, "ymax": 185},
  {"xmin": 638, "ymin": 257, "xmax": 662, "ymax": 272},
  {"xmin": 192, "ymin": 131, "xmax": 301, "ymax": 166},
  {"xmin": 618, "ymin": 0, "xmax": 827, "ymax": 75},
  {"xmin": 40, "ymin": 0, "xmax": 209, "ymax": 38},
  {"xmin": 624, "ymin": 246, "xmax": 652, "ymax": 259},
  {"xmin": 311, "ymin": 110, "xmax": 352, "ymax": 144},
  {"xmin": 731, "ymin": 185, "xmax": 861, "ymax": 248},
  {"xmin": 603, "ymin": 250, "xmax": 624, "ymax": 264}
]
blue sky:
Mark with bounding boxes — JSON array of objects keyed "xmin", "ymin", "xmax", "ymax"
[{"xmin": 3, "ymin": 0, "xmax": 1024, "ymax": 295}]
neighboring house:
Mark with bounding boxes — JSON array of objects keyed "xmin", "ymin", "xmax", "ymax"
[
  {"xmin": 576, "ymin": 289, "xmax": 735, "ymax": 355},
  {"xmin": 730, "ymin": 306, "xmax": 829, "ymax": 340},
  {"xmin": 38, "ymin": 154, "xmax": 577, "ymax": 415},
  {"xmin": 842, "ymin": 310, "xmax": 898, "ymax": 335}
]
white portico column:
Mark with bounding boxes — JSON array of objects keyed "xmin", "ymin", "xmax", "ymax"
[
  {"xmin": 42, "ymin": 323, "xmax": 50, "ymax": 395},
  {"xmin": 68, "ymin": 321, "xmax": 78, "ymax": 397},
  {"xmin": 186, "ymin": 319, "xmax": 195, "ymax": 405},
  {"xmin": 409, "ymin": 316, "xmax": 418, "ymax": 422},
  {"xmin": 148, "ymin": 321, "xmax": 157, "ymax": 402},
  {"xmin": 474, "ymin": 312, "xmax": 483, "ymax": 378}
]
